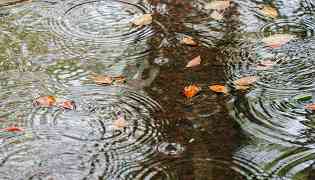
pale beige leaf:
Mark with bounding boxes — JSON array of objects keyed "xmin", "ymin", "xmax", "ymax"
[
  {"xmin": 181, "ymin": 36, "xmax": 197, "ymax": 46},
  {"xmin": 234, "ymin": 76, "xmax": 258, "ymax": 86},
  {"xmin": 258, "ymin": 5, "xmax": 278, "ymax": 18},
  {"xmin": 185, "ymin": 56, "xmax": 201, "ymax": 68},
  {"xmin": 256, "ymin": 60, "xmax": 276, "ymax": 70},
  {"xmin": 210, "ymin": 10, "xmax": 224, "ymax": 20},
  {"xmin": 262, "ymin": 34, "xmax": 295, "ymax": 48},
  {"xmin": 132, "ymin": 14, "xmax": 152, "ymax": 26},
  {"xmin": 113, "ymin": 114, "xmax": 127, "ymax": 129},
  {"xmin": 205, "ymin": 1, "xmax": 230, "ymax": 10},
  {"xmin": 91, "ymin": 74, "xmax": 113, "ymax": 85}
]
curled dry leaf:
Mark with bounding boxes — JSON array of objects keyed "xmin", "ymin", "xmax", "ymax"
[
  {"xmin": 209, "ymin": 84, "xmax": 228, "ymax": 94},
  {"xmin": 305, "ymin": 103, "xmax": 315, "ymax": 111},
  {"xmin": 33, "ymin": 96, "xmax": 56, "ymax": 108},
  {"xmin": 262, "ymin": 34, "xmax": 295, "ymax": 48},
  {"xmin": 258, "ymin": 5, "xmax": 278, "ymax": 18},
  {"xmin": 91, "ymin": 74, "xmax": 113, "ymax": 85},
  {"xmin": 256, "ymin": 60, "xmax": 276, "ymax": 70},
  {"xmin": 186, "ymin": 55, "xmax": 201, "ymax": 68},
  {"xmin": 113, "ymin": 113, "xmax": 127, "ymax": 129},
  {"xmin": 183, "ymin": 85, "xmax": 201, "ymax": 98},
  {"xmin": 2, "ymin": 126, "xmax": 23, "ymax": 132},
  {"xmin": 210, "ymin": 10, "xmax": 224, "ymax": 20},
  {"xmin": 234, "ymin": 76, "xmax": 258, "ymax": 86},
  {"xmin": 56, "ymin": 99, "xmax": 76, "ymax": 110},
  {"xmin": 205, "ymin": 0, "xmax": 230, "ymax": 10},
  {"xmin": 181, "ymin": 36, "xmax": 197, "ymax": 46},
  {"xmin": 131, "ymin": 14, "xmax": 152, "ymax": 26}
]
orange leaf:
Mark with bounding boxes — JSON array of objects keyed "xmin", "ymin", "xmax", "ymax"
[
  {"xmin": 33, "ymin": 96, "xmax": 56, "ymax": 108},
  {"xmin": 3, "ymin": 127, "xmax": 23, "ymax": 132},
  {"xmin": 234, "ymin": 76, "xmax": 257, "ymax": 86},
  {"xmin": 186, "ymin": 56, "xmax": 201, "ymax": 68},
  {"xmin": 91, "ymin": 74, "xmax": 113, "ymax": 85},
  {"xmin": 56, "ymin": 99, "xmax": 76, "ymax": 110},
  {"xmin": 181, "ymin": 36, "xmax": 197, "ymax": 46},
  {"xmin": 305, "ymin": 103, "xmax": 315, "ymax": 111},
  {"xmin": 183, "ymin": 85, "xmax": 201, "ymax": 98},
  {"xmin": 209, "ymin": 84, "xmax": 227, "ymax": 94}
]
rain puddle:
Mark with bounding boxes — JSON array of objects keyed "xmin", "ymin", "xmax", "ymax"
[{"xmin": 0, "ymin": 0, "xmax": 314, "ymax": 179}]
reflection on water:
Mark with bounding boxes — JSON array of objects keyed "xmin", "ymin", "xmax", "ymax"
[{"xmin": 1, "ymin": 0, "xmax": 315, "ymax": 179}]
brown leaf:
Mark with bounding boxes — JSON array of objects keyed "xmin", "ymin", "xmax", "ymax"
[
  {"xmin": 2, "ymin": 126, "xmax": 23, "ymax": 132},
  {"xmin": 113, "ymin": 113, "xmax": 127, "ymax": 129},
  {"xmin": 210, "ymin": 10, "xmax": 224, "ymax": 20},
  {"xmin": 186, "ymin": 56, "xmax": 201, "ymax": 68},
  {"xmin": 258, "ymin": 5, "xmax": 278, "ymax": 18},
  {"xmin": 205, "ymin": 0, "xmax": 230, "ymax": 10},
  {"xmin": 33, "ymin": 96, "xmax": 56, "ymax": 108},
  {"xmin": 209, "ymin": 84, "xmax": 228, "ymax": 94},
  {"xmin": 56, "ymin": 99, "xmax": 76, "ymax": 110},
  {"xmin": 256, "ymin": 60, "xmax": 276, "ymax": 70},
  {"xmin": 234, "ymin": 76, "xmax": 258, "ymax": 86},
  {"xmin": 305, "ymin": 103, "xmax": 315, "ymax": 111},
  {"xmin": 113, "ymin": 76, "xmax": 126, "ymax": 84},
  {"xmin": 262, "ymin": 34, "xmax": 295, "ymax": 48},
  {"xmin": 91, "ymin": 74, "xmax": 113, "ymax": 85},
  {"xmin": 181, "ymin": 36, "xmax": 197, "ymax": 46},
  {"xmin": 132, "ymin": 14, "xmax": 152, "ymax": 26},
  {"xmin": 183, "ymin": 85, "xmax": 201, "ymax": 98}
]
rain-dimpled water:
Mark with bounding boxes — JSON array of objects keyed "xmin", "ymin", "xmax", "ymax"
[{"xmin": 0, "ymin": 0, "xmax": 314, "ymax": 179}]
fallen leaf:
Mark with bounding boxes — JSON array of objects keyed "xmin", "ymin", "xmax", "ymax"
[
  {"xmin": 205, "ymin": 0, "xmax": 230, "ymax": 10},
  {"xmin": 234, "ymin": 76, "xmax": 258, "ymax": 86},
  {"xmin": 33, "ymin": 96, "xmax": 56, "ymax": 108},
  {"xmin": 258, "ymin": 5, "xmax": 278, "ymax": 18},
  {"xmin": 262, "ymin": 34, "xmax": 295, "ymax": 48},
  {"xmin": 113, "ymin": 76, "xmax": 126, "ymax": 84},
  {"xmin": 305, "ymin": 103, "xmax": 315, "ymax": 111},
  {"xmin": 113, "ymin": 112, "xmax": 127, "ymax": 129},
  {"xmin": 210, "ymin": 10, "xmax": 224, "ymax": 20},
  {"xmin": 181, "ymin": 36, "xmax": 197, "ymax": 46},
  {"xmin": 209, "ymin": 84, "xmax": 228, "ymax": 94},
  {"xmin": 235, "ymin": 85, "xmax": 250, "ymax": 90},
  {"xmin": 2, "ymin": 127, "xmax": 23, "ymax": 132},
  {"xmin": 91, "ymin": 74, "xmax": 113, "ymax": 85},
  {"xmin": 131, "ymin": 14, "xmax": 152, "ymax": 26},
  {"xmin": 56, "ymin": 99, "xmax": 76, "ymax": 110},
  {"xmin": 186, "ymin": 56, "xmax": 201, "ymax": 68},
  {"xmin": 183, "ymin": 85, "xmax": 201, "ymax": 98},
  {"xmin": 256, "ymin": 60, "xmax": 275, "ymax": 70}
]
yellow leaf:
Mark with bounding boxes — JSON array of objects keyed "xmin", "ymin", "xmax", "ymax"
[
  {"xmin": 258, "ymin": 5, "xmax": 278, "ymax": 18},
  {"xmin": 183, "ymin": 85, "xmax": 201, "ymax": 98},
  {"xmin": 262, "ymin": 34, "xmax": 295, "ymax": 48},
  {"xmin": 185, "ymin": 56, "xmax": 201, "ymax": 68},
  {"xmin": 234, "ymin": 76, "xmax": 257, "ymax": 86},
  {"xmin": 205, "ymin": 0, "xmax": 230, "ymax": 10},
  {"xmin": 132, "ymin": 14, "xmax": 152, "ymax": 26}
]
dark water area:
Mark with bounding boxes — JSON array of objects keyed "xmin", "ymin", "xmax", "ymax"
[{"xmin": 0, "ymin": 0, "xmax": 314, "ymax": 179}]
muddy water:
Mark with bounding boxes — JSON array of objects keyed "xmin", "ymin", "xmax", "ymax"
[{"xmin": 0, "ymin": 0, "xmax": 314, "ymax": 179}]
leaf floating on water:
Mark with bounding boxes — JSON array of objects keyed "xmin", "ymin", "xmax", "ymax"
[
  {"xmin": 181, "ymin": 36, "xmax": 197, "ymax": 46},
  {"xmin": 2, "ymin": 127, "xmax": 23, "ymax": 132},
  {"xmin": 91, "ymin": 74, "xmax": 113, "ymax": 85},
  {"xmin": 113, "ymin": 113, "xmax": 127, "ymax": 129},
  {"xmin": 185, "ymin": 56, "xmax": 201, "ymax": 68},
  {"xmin": 256, "ymin": 60, "xmax": 275, "ymax": 70},
  {"xmin": 131, "ymin": 14, "xmax": 152, "ymax": 27},
  {"xmin": 210, "ymin": 10, "xmax": 224, "ymax": 20},
  {"xmin": 234, "ymin": 76, "xmax": 257, "ymax": 87},
  {"xmin": 183, "ymin": 85, "xmax": 201, "ymax": 98},
  {"xmin": 205, "ymin": 0, "xmax": 230, "ymax": 10},
  {"xmin": 305, "ymin": 103, "xmax": 315, "ymax": 111},
  {"xmin": 33, "ymin": 96, "xmax": 56, "ymax": 108},
  {"xmin": 262, "ymin": 34, "xmax": 295, "ymax": 48},
  {"xmin": 56, "ymin": 99, "xmax": 76, "ymax": 110},
  {"xmin": 258, "ymin": 5, "xmax": 278, "ymax": 18},
  {"xmin": 113, "ymin": 76, "xmax": 126, "ymax": 84},
  {"xmin": 209, "ymin": 84, "xmax": 228, "ymax": 94}
]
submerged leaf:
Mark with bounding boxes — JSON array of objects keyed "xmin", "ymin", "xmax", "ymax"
[
  {"xmin": 91, "ymin": 74, "xmax": 113, "ymax": 85},
  {"xmin": 205, "ymin": 0, "xmax": 230, "ymax": 10},
  {"xmin": 186, "ymin": 56, "xmax": 201, "ymax": 68},
  {"xmin": 33, "ymin": 96, "xmax": 56, "ymax": 108},
  {"xmin": 256, "ymin": 60, "xmax": 275, "ymax": 70},
  {"xmin": 183, "ymin": 85, "xmax": 201, "ymax": 98},
  {"xmin": 262, "ymin": 34, "xmax": 295, "ymax": 48},
  {"xmin": 132, "ymin": 14, "xmax": 152, "ymax": 26}
]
